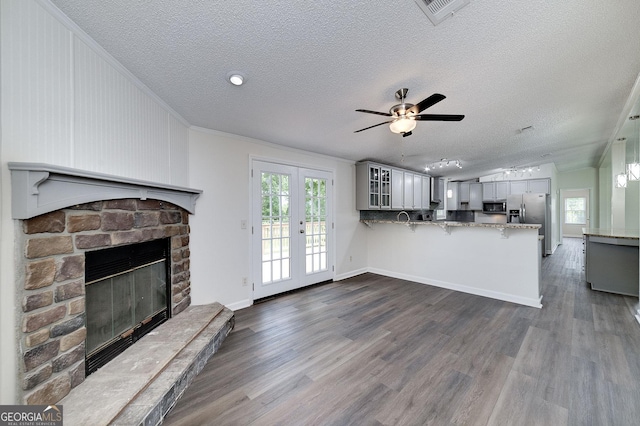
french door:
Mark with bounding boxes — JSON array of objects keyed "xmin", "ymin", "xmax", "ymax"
[{"xmin": 252, "ymin": 160, "xmax": 333, "ymax": 299}]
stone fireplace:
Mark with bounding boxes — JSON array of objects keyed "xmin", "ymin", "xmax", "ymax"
[{"xmin": 9, "ymin": 163, "xmax": 202, "ymax": 405}]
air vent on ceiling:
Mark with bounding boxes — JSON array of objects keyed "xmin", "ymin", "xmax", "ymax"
[{"xmin": 414, "ymin": 0, "xmax": 470, "ymax": 26}]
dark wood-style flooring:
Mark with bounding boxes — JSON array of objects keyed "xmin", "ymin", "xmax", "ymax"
[{"xmin": 164, "ymin": 238, "xmax": 640, "ymax": 425}]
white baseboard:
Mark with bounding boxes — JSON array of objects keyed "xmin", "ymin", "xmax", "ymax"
[
  {"xmin": 333, "ymin": 268, "xmax": 368, "ymax": 282},
  {"xmin": 636, "ymin": 312, "xmax": 640, "ymax": 326},
  {"xmin": 368, "ymin": 267, "xmax": 543, "ymax": 309},
  {"xmin": 225, "ymin": 299, "xmax": 253, "ymax": 311}
]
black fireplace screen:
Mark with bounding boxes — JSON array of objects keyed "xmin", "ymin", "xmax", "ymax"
[{"xmin": 84, "ymin": 238, "xmax": 170, "ymax": 374}]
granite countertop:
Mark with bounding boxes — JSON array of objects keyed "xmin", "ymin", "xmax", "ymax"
[
  {"xmin": 582, "ymin": 228, "xmax": 640, "ymax": 240},
  {"xmin": 360, "ymin": 219, "xmax": 541, "ymax": 230}
]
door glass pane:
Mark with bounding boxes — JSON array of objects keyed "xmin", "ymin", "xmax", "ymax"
[
  {"xmin": 261, "ymin": 172, "xmax": 291, "ymax": 284},
  {"xmin": 305, "ymin": 177, "xmax": 328, "ymax": 274}
]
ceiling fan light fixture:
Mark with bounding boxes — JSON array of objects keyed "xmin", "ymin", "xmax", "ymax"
[{"xmin": 389, "ymin": 117, "xmax": 417, "ymax": 134}]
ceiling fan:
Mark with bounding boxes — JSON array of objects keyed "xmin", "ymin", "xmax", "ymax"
[{"xmin": 354, "ymin": 88, "xmax": 464, "ymax": 137}]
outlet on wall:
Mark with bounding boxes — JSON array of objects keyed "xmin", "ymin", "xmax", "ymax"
[
  {"xmin": 242, "ymin": 277, "xmax": 248, "ymax": 286},
  {"xmin": 349, "ymin": 256, "xmax": 352, "ymax": 262}
]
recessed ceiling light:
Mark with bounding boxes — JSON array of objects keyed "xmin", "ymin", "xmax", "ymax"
[{"xmin": 227, "ymin": 73, "xmax": 245, "ymax": 86}]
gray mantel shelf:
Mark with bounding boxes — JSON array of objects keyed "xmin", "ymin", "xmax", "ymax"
[{"xmin": 8, "ymin": 162, "xmax": 203, "ymax": 219}]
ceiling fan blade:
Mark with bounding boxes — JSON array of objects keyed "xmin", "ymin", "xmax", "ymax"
[
  {"xmin": 414, "ymin": 114, "xmax": 465, "ymax": 121},
  {"xmin": 407, "ymin": 93, "xmax": 446, "ymax": 115},
  {"xmin": 356, "ymin": 109, "xmax": 392, "ymax": 117},
  {"xmin": 354, "ymin": 120, "xmax": 393, "ymax": 133}
]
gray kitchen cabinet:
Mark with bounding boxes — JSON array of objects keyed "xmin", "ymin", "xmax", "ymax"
[
  {"xmin": 459, "ymin": 182, "xmax": 470, "ymax": 203},
  {"xmin": 509, "ymin": 178, "xmax": 550, "ymax": 195},
  {"xmin": 403, "ymin": 172, "xmax": 413, "ymax": 209},
  {"xmin": 527, "ymin": 178, "xmax": 550, "ymax": 194},
  {"xmin": 391, "ymin": 168, "xmax": 404, "ymax": 209},
  {"xmin": 483, "ymin": 181, "xmax": 509, "ymax": 201},
  {"xmin": 585, "ymin": 234, "xmax": 639, "ymax": 296},
  {"xmin": 356, "ymin": 162, "xmax": 391, "ymax": 210},
  {"xmin": 421, "ymin": 176, "xmax": 431, "ymax": 209},
  {"xmin": 469, "ymin": 183, "xmax": 483, "ymax": 210},
  {"xmin": 508, "ymin": 180, "xmax": 528, "ymax": 195},
  {"xmin": 412, "ymin": 174, "xmax": 422, "ymax": 209},
  {"xmin": 496, "ymin": 181, "xmax": 508, "ymax": 199},
  {"xmin": 482, "ymin": 182, "xmax": 494, "ymax": 201},
  {"xmin": 356, "ymin": 161, "xmax": 431, "ymax": 210}
]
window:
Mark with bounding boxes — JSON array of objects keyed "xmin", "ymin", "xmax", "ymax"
[{"xmin": 564, "ymin": 197, "xmax": 586, "ymax": 224}]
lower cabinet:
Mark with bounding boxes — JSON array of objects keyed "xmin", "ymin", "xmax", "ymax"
[{"xmin": 585, "ymin": 235, "xmax": 639, "ymax": 296}]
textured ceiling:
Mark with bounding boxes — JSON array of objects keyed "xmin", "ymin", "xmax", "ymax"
[{"xmin": 50, "ymin": 0, "xmax": 640, "ymax": 180}]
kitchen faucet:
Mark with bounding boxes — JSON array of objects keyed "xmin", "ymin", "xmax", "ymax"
[{"xmin": 397, "ymin": 211, "xmax": 410, "ymax": 223}]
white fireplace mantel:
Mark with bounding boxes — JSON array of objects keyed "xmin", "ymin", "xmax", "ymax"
[{"xmin": 8, "ymin": 162, "xmax": 202, "ymax": 219}]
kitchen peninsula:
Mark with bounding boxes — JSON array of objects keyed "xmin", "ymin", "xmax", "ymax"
[{"xmin": 361, "ymin": 219, "xmax": 543, "ymax": 308}]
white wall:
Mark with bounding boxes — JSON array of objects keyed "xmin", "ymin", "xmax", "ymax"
[
  {"xmin": 0, "ymin": 0, "xmax": 190, "ymax": 403},
  {"xmin": 187, "ymin": 128, "xmax": 368, "ymax": 310},
  {"xmin": 557, "ymin": 167, "xmax": 598, "ymax": 231}
]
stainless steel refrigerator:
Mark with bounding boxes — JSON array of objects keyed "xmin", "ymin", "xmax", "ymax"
[{"xmin": 507, "ymin": 193, "xmax": 551, "ymax": 255}]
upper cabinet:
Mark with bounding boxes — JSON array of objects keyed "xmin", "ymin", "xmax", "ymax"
[
  {"xmin": 356, "ymin": 162, "xmax": 391, "ymax": 210},
  {"xmin": 459, "ymin": 182, "xmax": 470, "ymax": 203},
  {"xmin": 469, "ymin": 183, "xmax": 483, "ymax": 210},
  {"xmin": 482, "ymin": 181, "xmax": 508, "ymax": 201},
  {"xmin": 391, "ymin": 168, "xmax": 404, "ymax": 210},
  {"xmin": 449, "ymin": 182, "xmax": 482, "ymax": 210},
  {"xmin": 356, "ymin": 163, "xmax": 550, "ymax": 211},
  {"xmin": 421, "ymin": 176, "xmax": 431, "ymax": 209},
  {"xmin": 356, "ymin": 161, "xmax": 431, "ymax": 211},
  {"xmin": 508, "ymin": 180, "xmax": 528, "ymax": 195},
  {"xmin": 508, "ymin": 178, "xmax": 551, "ymax": 195},
  {"xmin": 403, "ymin": 172, "xmax": 414, "ymax": 209},
  {"xmin": 527, "ymin": 178, "xmax": 551, "ymax": 194}
]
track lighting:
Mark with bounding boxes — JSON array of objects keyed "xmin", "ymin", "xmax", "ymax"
[{"xmin": 425, "ymin": 158, "xmax": 463, "ymax": 172}]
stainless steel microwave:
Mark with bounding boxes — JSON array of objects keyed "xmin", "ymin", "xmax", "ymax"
[{"xmin": 482, "ymin": 201, "xmax": 506, "ymax": 214}]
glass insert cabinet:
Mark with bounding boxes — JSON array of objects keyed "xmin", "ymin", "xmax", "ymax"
[{"xmin": 355, "ymin": 161, "xmax": 432, "ymax": 211}]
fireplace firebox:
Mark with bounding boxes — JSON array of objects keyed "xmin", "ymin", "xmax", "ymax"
[{"xmin": 84, "ymin": 238, "xmax": 171, "ymax": 375}]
